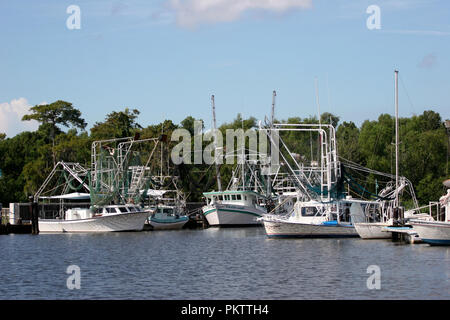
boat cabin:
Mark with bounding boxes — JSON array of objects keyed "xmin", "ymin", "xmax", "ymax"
[
  {"xmin": 203, "ymin": 190, "xmax": 266, "ymax": 209},
  {"xmin": 290, "ymin": 199, "xmax": 380, "ymax": 225},
  {"xmin": 64, "ymin": 205, "xmax": 143, "ymax": 220}
]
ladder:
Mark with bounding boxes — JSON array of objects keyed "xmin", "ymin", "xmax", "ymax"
[{"xmin": 128, "ymin": 166, "xmax": 146, "ymax": 196}]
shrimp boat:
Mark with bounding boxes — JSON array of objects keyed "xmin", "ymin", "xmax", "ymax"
[
  {"xmin": 203, "ymin": 190, "xmax": 267, "ymax": 227},
  {"xmin": 144, "ymin": 128, "xmax": 190, "ymax": 230},
  {"xmin": 409, "ymin": 182, "xmax": 450, "ymax": 245},
  {"xmin": 257, "ymin": 117, "xmax": 396, "ymax": 238},
  {"xmin": 261, "ymin": 198, "xmax": 380, "ymax": 238},
  {"xmin": 34, "ymin": 136, "xmax": 162, "ymax": 233},
  {"xmin": 39, "ymin": 202, "xmax": 150, "ymax": 233},
  {"xmin": 202, "ymin": 154, "xmax": 270, "ymax": 227},
  {"xmin": 202, "ymin": 95, "xmax": 270, "ymax": 227}
]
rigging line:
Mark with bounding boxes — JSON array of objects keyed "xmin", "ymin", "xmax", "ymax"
[
  {"xmin": 344, "ymin": 164, "xmax": 396, "ymax": 181},
  {"xmin": 399, "ymin": 74, "xmax": 416, "ymax": 114},
  {"xmin": 339, "ymin": 156, "xmax": 397, "ymax": 179}
]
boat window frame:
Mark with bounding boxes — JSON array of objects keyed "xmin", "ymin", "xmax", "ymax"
[
  {"xmin": 118, "ymin": 207, "xmax": 128, "ymax": 213},
  {"xmin": 301, "ymin": 206, "xmax": 319, "ymax": 217}
]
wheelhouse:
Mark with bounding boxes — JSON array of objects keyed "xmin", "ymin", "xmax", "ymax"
[{"xmin": 203, "ymin": 190, "xmax": 266, "ymax": 208}]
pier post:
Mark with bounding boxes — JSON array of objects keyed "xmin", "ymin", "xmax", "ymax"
[{"xmin": 30, "ymin": 198, "xmax": 39, "ymax": 235}]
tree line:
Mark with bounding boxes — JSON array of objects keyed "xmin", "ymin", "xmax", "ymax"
[{"xmin": 0, "ymin": 100, "xmax": 448, "ymax": 207}]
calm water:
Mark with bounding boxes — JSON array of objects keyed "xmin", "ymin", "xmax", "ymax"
[{"xmin": 0, "ymin": 228, "xmax": 449, "ymax": 299}]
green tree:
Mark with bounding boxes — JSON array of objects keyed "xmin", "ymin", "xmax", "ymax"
[
  {"xmin": 336, "ymin": 121, "xmax": 361, "ymax": 163},
  {"xmin": 22, "ymin": 100, "xmax": 87, "ymax": 165},
  {"xmin": 91, "ymin": 108, "xmax": 142, "ymax": 139}
]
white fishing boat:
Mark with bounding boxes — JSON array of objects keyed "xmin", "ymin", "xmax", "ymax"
[
  {"xmin": 409, "ymin": 186, "xmax": 450, "ymax": 245},
  {"xmin": 34, "ymin": 137, "xmax": 162, "ymax": 234},
  {"xmin": 39, "ymin": 204, "xmax": 151, "ymax": 233},
  {"xmin": 258, "ymin": 114, "xmax": 394, "ymax": 238},
  {"xmin": 260, "ymin": 198, "xmax": 380, "ymax": 238},
  {"xmin": 201, "ymin": 95, "xmax": 270, "ymax": 227},
  {"xmin": 203, "ymin": 190, "xmax": 267, "ymax": 227}
]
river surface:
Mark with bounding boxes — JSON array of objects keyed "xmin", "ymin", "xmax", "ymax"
[{"xmin": 0, "ymin": 228, "xmax": 449, "ymax": 299}]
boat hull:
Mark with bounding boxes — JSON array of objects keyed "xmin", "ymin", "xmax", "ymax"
[
  {"xmin": 147, "ymin": 216, "xmax": 189, "ymax": 230},
  {"xmin": 202, "ymin": 204, "xmax": 264, "ymax": 227},
  {"xmin": 410, "ymin": 220, "xmax": 450, "ymax": 245},
  {"xmin": 39, "ymin": 211, "xmax": 150, "ymax": 233},
  {"xmin": 354, "ymin": 222, "xmax": 392, "ymax": 239},
  {"xmin": 262, "ymin": 219, "xmax": 358, "ymax": 238}
]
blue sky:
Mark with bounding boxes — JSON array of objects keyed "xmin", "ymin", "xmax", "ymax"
[{"xmin": 0, "ymin": 0, "xmax": 449, "ymax": 137}]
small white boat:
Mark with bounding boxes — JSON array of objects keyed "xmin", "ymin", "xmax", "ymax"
[
  {"xmin": 409, "ymin": 188, "xmax": 450, "ymax": 245},
  {"xmin": 39, "ymin": 205, "xmax": 151, "ymax": 233},
  {"xmin": 260, "ymin": 199, "xmax": 376, "ymax": 238},
  {"xmin": 202, "ymin": 190, "xmax": 267, "ymax": 227},
  {"xmin": 408, "ymin": 220, "xmax": 450, "ymax": 245},
  {"xmin": 147, "ymin": 205, "xmax": 189, "ymax": 230}
]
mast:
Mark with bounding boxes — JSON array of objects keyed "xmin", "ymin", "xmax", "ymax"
[
  {"xmin": 160, "ymin": 123, "xmax": 164, "ymax": 182},
  {"xmin": 315, "ymin": 77, "xmax": 325, "ymax": 198},
  {"xmin": 395, "ymin": 70, "xmax": 399, "ymax": 209},
  {"xmin": 268, "ymin": 90, "xmax": 276, "ymax": 197},
  {"xmin": 211, "ymin": 95, "xmax": 222, "ymax": 192}
]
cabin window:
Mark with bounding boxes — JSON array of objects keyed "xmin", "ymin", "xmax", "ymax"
[
  {"xmin": 301, "ymin": 207, "xmax": 318, "ymax": 217},
  {"xmin": 119, "ymin": 207, "xmax": 128, "ymax": 213},
  {"xmin": 106, "ymin": 208, "xmax": 115, "ymax": 213},
  {"xmin": 231, "ymin": 195, "xmax": 236, "ymax": 200},
  {"xmin": 236, "ymin": 194, "xmax": 242, "ymax": 200},
  {"xmin": 128, "ymin": 207, "xmax": 136, "ymax": 212},
  {"xmin": 244, "ymin": 196, "xmax": 247, "ymax": 201},
  {"xmin": 219, "ymin": 195, "xmax": 223, "ymax": 201}
]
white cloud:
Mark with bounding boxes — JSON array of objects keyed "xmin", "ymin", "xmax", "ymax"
[
  {"xmin": 169, "ymin": 0, "xmax": 313, "ymax": 28},
  {"xmin": 0, "ymin": 98, "xmax": 40, "ymax": 138}
]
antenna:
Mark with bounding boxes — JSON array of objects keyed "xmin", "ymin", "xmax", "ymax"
[
  {"xmin": 211, "ymin": 95, "xmax": 222, "ymax": 192},
  {"xmin": 271, "ymin": 90, "xmax": 277, "ymax": 126},
  {"xmin": 394, "ymin": 70, "xmax": 399, "ymax": 209}
]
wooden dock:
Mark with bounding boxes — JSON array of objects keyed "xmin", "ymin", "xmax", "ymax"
[{"xmin": 0, "ymin": 223, "xmax": 32, "ymax": 235}]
